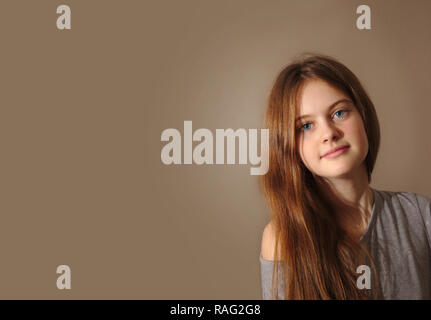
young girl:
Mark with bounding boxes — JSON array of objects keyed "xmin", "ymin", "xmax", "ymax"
[{"xmin": 259, "ymin": 53, "xmax": 431, "ymax": 299}]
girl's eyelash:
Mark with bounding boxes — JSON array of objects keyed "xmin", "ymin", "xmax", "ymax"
[
  {"xmin": 297, "ymin": 109, "xmax": 349, "ymax": 131},
  {"xmin": 333, "ymin": 109, "xmax": 348, "ymax": 118},
  {"xmin": 297, "ymin": 122, "xmax": 312, "ymax": 132}
]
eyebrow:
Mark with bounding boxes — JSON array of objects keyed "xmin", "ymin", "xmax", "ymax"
[{"xmin": 295, "ymin": 99, "xmax": 352, "ymax": 123}]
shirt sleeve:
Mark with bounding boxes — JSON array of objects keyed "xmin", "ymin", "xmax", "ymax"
[
  {"xmin": 416, "ymin": 193, "xmax": 431, "ymax": 247},
  {"xmin": 259, "ymin": 253, "xmax": 286, "ymax": 300}
]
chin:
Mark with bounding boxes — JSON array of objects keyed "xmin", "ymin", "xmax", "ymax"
[{"xmin": 317, "ymin": 165, "xmax": 356, "ymax": 179}]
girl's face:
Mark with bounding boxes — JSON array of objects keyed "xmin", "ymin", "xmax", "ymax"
[{"xmin": 295, "ymin": 79, "xmax": 369, "ymax": 180}]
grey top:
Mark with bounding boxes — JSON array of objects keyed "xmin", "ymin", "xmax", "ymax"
[{"xmin": 260, "ymin": 188, "xmax": 431, "ymax": 299}]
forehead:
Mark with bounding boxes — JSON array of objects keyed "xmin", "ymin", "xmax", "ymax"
[{"xmin": 296, "ymin": 79, "xmax": 349, "ymax": 114}]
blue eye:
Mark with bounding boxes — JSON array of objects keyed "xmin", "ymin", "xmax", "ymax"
[
  {"xmin": 334, "ymin": 110, "xmax": 347, "ymax": 118},
  {"xmin": 301, "ymin": 123, "xmax": 312, "ymax": 131}
]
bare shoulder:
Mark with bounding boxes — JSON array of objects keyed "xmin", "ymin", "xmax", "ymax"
[{"xmin": 261, "ymin": 221, "xmax": 277, "ymax": 261}]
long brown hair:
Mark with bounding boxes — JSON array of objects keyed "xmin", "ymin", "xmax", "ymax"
[{"xmin": 260, "ymin": 53, "xmax": 381, "ymax": 299}]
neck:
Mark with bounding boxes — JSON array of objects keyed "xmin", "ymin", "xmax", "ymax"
[{"xmin": 316, "ymin": 164, "xmax": 374, "ymax": 240}]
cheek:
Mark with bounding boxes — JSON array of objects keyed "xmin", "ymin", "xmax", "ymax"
[
  {"xmin": 343, "ymin": 118, "xmax": 368, "ymax": 151},
  {"xmin": 296, "ymin": 137, "xmax": 305, "ymax": 162},
  {"xmin": 297, "ymin": 136, "xmax": 318, "ymax": 167},
  {"xmin": 296, "ymin": 136, "xmax": 307, "ymax": 163}
]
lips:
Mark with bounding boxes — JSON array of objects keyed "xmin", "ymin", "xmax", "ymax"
[{"xmin": 321, "ymin": 145, "xmax": 350, "ymax": 158}]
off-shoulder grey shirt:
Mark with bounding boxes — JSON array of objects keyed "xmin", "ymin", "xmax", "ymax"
[{"xmin": 259, "ymin": 188, "xmax": 431, "ymax": 299}]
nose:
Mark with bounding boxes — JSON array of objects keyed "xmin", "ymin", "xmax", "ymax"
[{"xmin": 320, "ymin": 120, "xmax": 342, "ymax": 143}]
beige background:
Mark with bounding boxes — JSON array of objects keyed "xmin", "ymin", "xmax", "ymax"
[{"xmin": 0, "ymin": 0, "xmax": 430, "ymax": 299}]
